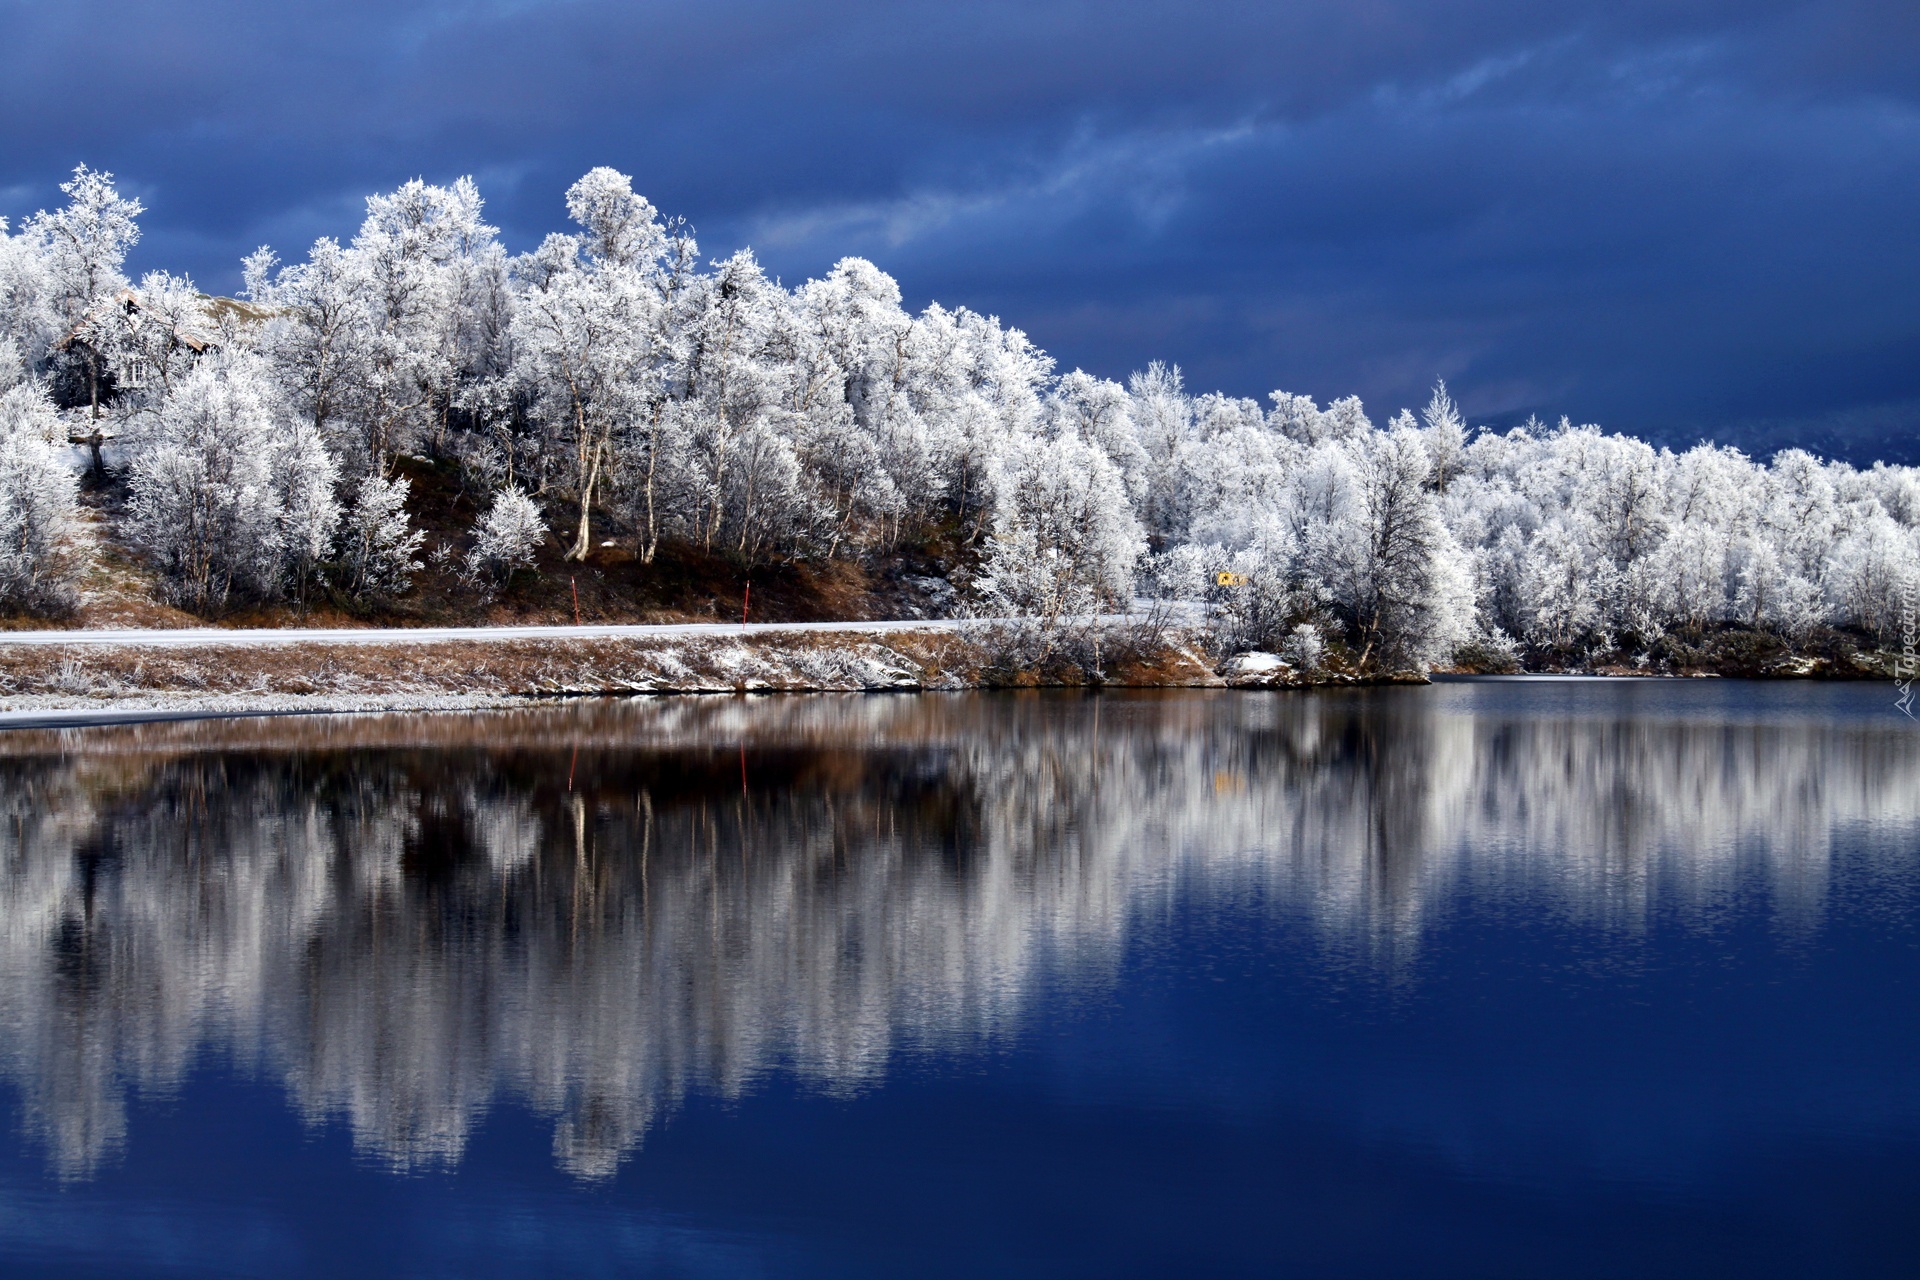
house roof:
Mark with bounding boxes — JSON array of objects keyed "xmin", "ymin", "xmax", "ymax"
[{"xmin": 54, "ymin": 288, "xmax": 275, "ymax": 355}]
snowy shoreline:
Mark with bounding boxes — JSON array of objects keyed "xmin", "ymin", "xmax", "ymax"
[
  {"xmin": 0, "ymin": 610, "xmax": 1897, "ymax": 726},
  {"xmin": 0, "ymin": 623, "xmax": 1232, "ymax": 718}
]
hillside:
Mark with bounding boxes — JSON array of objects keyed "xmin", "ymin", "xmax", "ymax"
[
  {"xmin": 19, "ymin": 454, "xmax": 964, "ymax": 633},
  {"xmin": 0, "ymin": 165, "xmax": 1913, "ymax": 687}
]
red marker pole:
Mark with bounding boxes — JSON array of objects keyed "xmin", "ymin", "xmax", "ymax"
[
  {"xmin": 742, "ymin": 581, "xmax": 750, "ymax": 629},
  {"xmin": 571, "ymin": 575, "xmax": 581, "ymax": 626}
]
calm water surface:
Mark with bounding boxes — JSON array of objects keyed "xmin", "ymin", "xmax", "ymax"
[{"xmin": 1, "ymin": 683, "xmax": 1917, "ymax": 1278}]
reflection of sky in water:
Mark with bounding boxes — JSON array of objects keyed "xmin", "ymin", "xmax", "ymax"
[{"xmin": 0, "ymin": 685, "xmax": 1916, "ymax": 1276}]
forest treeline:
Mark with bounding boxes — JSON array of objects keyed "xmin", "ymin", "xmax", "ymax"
[{"xmin": 0, "ymin": 165, "xmax": 1914, "ymax": 669}]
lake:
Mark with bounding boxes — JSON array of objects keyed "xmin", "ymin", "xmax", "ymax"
[{"xmin": 0, "ymin": 683, "xmax": 1916, "ymax": 1278}]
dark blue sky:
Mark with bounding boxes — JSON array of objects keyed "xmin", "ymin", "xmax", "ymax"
[{"xmin": 3, "ymin": 1, "xmax": 1916, "ymax": 461}]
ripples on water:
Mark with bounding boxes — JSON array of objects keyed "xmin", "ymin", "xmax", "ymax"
[{"xmin": 0, "ymin": 683, "xmax": 1916, "ymax": 1277}]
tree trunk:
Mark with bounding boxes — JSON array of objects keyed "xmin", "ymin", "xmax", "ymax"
[
  {"xmin": 641, "ymin": 404, "xmax": 663, "ymax": 564},
  {"xmin": 566, "ymin": 442, "xmax": 606, "ymax": 562}
]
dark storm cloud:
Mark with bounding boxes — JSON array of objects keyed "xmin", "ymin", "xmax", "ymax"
[{"xmin": 2, "ymin": 0, "xmax": 1916, "ymax": 458}]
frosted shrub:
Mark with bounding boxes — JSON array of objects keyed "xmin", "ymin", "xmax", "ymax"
[
  {"xmin": 1452, "ymin": 626, "xmax": 1521, "ymax": 673},
  {"xmin": 466, "ymin": 488, "xmax": 546, "ymax": 592},
  {"xmin": 1282, "ymin": 623, "xmax": 1324, "ymax": 672}
]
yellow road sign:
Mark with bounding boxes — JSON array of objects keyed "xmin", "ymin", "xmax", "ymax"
[{"xmin": 1215, "ymin": 572, "xmax": 1247, "ymax": 587}]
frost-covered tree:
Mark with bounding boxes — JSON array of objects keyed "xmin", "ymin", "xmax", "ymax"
[
  {"xmin": 0, "ymin": 219, "xmax": 56, "ymax": 388},
  {"xmin": 1827, "ymin": 512, "xmax": 1916, "ymax": 641},
  {"xmin": 352, "ymin": 181, "xmax": 460, "ymax": 466},
  {"xmin": 791, "ymin": 258, "xmax": 914, "ymax": 542},
  {"xmin": 339, "ymin": 472, "xmax": 424, "ymax": 602},
  {"xmin": 1419, "ymin": 380, "xmax": 1468, "ymax": 494},
  {"xmin": 976, "ymin": 432, "xmax": 1143, "ymax": 623},
  {"xmin": 511, "ymin": 170, "xmax": 667, "ymax": 561},
  {"xmin": 1333, "ymin": 426, "xmax": 1455, "ymax": 666},
  {"xmin": 0, "ymin": 384, "xmax": 84, "ymax": 613},
  {"xmin": 677, "ymin": 250, "xmax": 785, "ymax": 553},
  {"xmin": 273, "ymin": 420, "xmax": 341, "ymax": 609},
  {"xmin": 26, "ymin": 166, "xmax": 143, "ymax": 427},
  {"xmin": 7, "ymin": 159, "xmax": 1905, "ymax": 653},
  {"xmin": 1051, "ymin": 370, "xmax": 1148, "ymax": 504},
  {"xmin": 565, "ymin": 166, "xmax": 670, "ymax": 271},
  {"xmin": 248, "ymin": 237, "xmax": 369, "ymax": 448},
  {"xmin": 127, "ymin": 356, "xmax": 290, "ymax": 611},
  {"xmin": 1128, "ymin": 361, "xmax": 1192, "ymax": 545}
]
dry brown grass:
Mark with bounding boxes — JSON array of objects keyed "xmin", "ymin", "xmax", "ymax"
[{"xmin": 0, "ymin": 623, "xmax": 1227, "ymax": 705}]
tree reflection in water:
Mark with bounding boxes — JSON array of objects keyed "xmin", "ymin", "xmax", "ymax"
[{"xmin": 0, "ymin": 687, "xmax": 1913, "ymax": 1181}]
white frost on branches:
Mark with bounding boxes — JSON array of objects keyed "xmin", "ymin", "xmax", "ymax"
[
  {"xmin": 975, "ymin": 431, "xmax": 1143, "ymax": 623},
  {"xmin": 0, "ymin": 384, "xmax": 83, "ymax": 613},
  {"xmin": 127, "ymin": 355, "xmax": 334, "ymax": 611},
  {"xmin": 340, "ymin": 472, "xmax": 424, "ymax": 602},
  {"xmin": 466, "ymin": 488, "xmax": 546, "ymax": 590},
  {"xmin": 0, "ymin": 162, "xmax": 1911, "ymax": 662}
]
